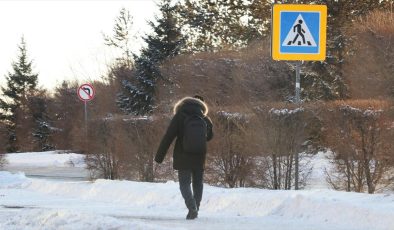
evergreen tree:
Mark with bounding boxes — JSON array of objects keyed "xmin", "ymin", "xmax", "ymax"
[
  {"xmin": 0, "ymin": 37, "xmax": 38, "ymax": 152},
  {"xmin": 116, "ymin": 0, "xmax": 185, "ymax": 115},
  {"xmin": 176, "ymin": 0, "xmax": 263, "ymax": 52},
  {"xmin": 29, "ymin": 91, "xmax": 55, "ymax": 151}
]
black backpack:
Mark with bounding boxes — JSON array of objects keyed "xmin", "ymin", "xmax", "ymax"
[{"xmin": 182, "ymin": 114, "xmax": 207, "ymax": 155}]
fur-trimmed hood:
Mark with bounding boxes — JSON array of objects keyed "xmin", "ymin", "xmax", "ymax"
[{"xmin": 173, "ymin": 97, "xmax": 208, "ymax": 116}]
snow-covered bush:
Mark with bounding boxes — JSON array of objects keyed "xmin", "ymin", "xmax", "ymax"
[
  {"xmin": 206, "ymin": 110, "xmax": 257, "ymax": 188},
  {"xmin": 322, "ymin": 100, "xmax": 394, "ymax": 193},
  {"xmin": 86, "ymin": 115, "xmax": 172, "ymax": 182},
  {"xmin": 253, "ymin": 104, "xmax": 319, "ymax": 190}
]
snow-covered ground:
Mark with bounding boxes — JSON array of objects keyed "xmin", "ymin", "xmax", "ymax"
[
  {"xmin": 1, "ymin": 151, "xmax": 394, "ymax": 230},
  {"xmin": 3, "ymin": 151, "xmax": 89, "ymax": 181},
  {"xmin": 305, "ymin": 151, "xmax": 333, "ymax": 190}
]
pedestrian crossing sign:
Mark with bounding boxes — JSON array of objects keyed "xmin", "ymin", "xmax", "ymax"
[{"xmin": 272, "ymin": 4, "xmax": 327, "ymax": 61}]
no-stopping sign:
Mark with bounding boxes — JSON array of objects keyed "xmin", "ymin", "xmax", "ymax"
[{"xmin": 77, "ymin": 83, "xmax": 95, "ymax": 102}]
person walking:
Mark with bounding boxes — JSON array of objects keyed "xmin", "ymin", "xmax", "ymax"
[
  {"xmin": 155, "ymin": 95, "xmax": 213, "ymax": 220},
  {"xmin": 292, "ymin": 19, "xmax": 306, "ymax": 45}
]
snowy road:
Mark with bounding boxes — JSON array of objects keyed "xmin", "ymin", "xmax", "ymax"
[{"xmin": 1, "ymin": 152, "xmax": 394, "ymax": 230}]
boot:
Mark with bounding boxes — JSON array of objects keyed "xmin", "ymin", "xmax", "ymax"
[{"xmin": 186, "ymin": 208, "xmax": 198, "ymax": 220}]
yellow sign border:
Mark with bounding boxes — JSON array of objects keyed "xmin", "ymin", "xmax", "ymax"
[{"xmin": 272, "ymin": 4, "xmax": 327, "ymax": 61}]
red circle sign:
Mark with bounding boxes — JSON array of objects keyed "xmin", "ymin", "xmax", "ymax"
[{"xmin": 77, "ymin": 83, "xmax": 95, "ymax": 102}]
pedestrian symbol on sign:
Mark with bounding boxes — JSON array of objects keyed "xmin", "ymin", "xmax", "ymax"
[{"xmin": 282, "ymin": 14, "xmax": 317, "ymax": 47}]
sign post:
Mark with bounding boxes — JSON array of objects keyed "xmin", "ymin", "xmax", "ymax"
[
  {"xmin": 77, "ymin": 83, "xmax": 96, "ymax": 138},
  {"xmin": 272, "ymin": 4, "xmax": 327, "ymax": 189}
]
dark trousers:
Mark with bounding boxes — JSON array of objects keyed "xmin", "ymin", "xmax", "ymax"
[{"xmin": 178, "ymin": 169, "xmax": 204, "ymax": 211}]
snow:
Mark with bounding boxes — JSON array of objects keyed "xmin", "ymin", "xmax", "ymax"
[
  {"xmin": 5, "ymin": 151, "xmax": 85, "ymax": 168},
  {"xmin": 1, "ymin": 152, "xmax": 394, "ymax": 230},
  {"xmin": 340, "ymin": 105, "xmax": 383, "ymax": 117},
  {"xmin": 305, "ymin": 151, "xmax": 333, "ymax": 189},
  {"xmin": 269, "ymin": 107, "xmax": 304, "ymax": 116},
  {"xmin": 3, "ymin": 151, "xmax": 89, "ymax": 181},
  {"xmin": 217, "ymin": 111, "xmax": 248, "ymax": 120}
]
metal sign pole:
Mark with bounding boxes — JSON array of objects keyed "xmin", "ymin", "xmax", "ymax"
[
  {"xmin": 295, "ymin": 61, "xmax": 301, "ymax": 105},
  {"xmin": 294, "ymin": 61, "xmax": 302, "ymax": 190},
  {"xmin": 77, "ymin": 83, "xmax": 95, "ymax": 153},
  {"xmin": 84, "ymin": 101, "xmax": 88, "ymax": 138}
]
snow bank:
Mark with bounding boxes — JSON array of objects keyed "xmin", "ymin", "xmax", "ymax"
[
  {"xmin": 5, "ymin": 151, "xmax": 85, "ymax": 168},
  {"xmin": 0, "ymin": 171, "xmax": 30, "ymax": 189},
  {"xmin": 1, "ymin": 172, "xmax": 394, "ymax": 230},
  {"xmin": 0, "ymin": 209, "xmax": 171, "ymax": 230}
]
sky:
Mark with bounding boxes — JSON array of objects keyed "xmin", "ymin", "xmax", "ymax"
[{"xmin": 0, "ymin": 0, "xmax": 158, "ymax": 90}]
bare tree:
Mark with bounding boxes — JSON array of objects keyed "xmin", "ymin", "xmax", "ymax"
[
  {"xmin": 254, "ymin": 104, "xmax": 314, "ymax": 190},
  {"xmin": 125, "ymin": 117, "xmax": 162, "ymax": 182},
  {"xmin": 323, "ymin": 101, "xmax": 392, "ymax": 193},
  {"xmin": 207, "ymin": 110, "xmax": 256, "ymax": 188},
  {"xmin": 85, "ymin": 114, "xmax": 172, "ymax": 182},
  {"xmin": 86, "ymin": 118, "xmax": 120, "ymax": 180}
]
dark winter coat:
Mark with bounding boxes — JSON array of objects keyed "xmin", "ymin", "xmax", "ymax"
[{"xmin": 155, "ymin": 97, "xmax": 213, "ymax": 170}]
